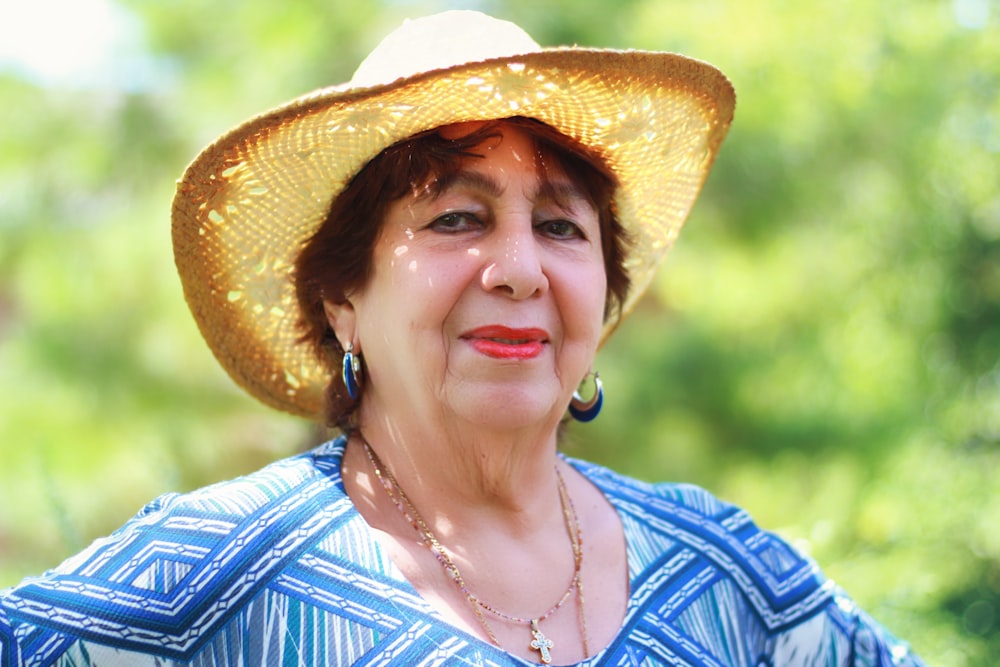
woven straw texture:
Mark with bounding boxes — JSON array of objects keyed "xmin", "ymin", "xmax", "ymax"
[{"xmin": 172, "ymin": 49, "xmax": 734, "ymax": 418}]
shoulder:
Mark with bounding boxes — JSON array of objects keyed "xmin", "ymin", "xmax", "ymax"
[
  {"xmin": 152, "ymin": 437, "xmax": 348, "ymax": 518},
  {"xmin": 570, "ymin": 457, "xmax": 827, "ymax": 625},
  {"xmin": 568, "ymin": 457, "xmax": 926, "ymax": 664},
  {"xmin": 568, "ymin": 456, "xmax": 819, "ymax": 592},
  {"xmin": 0, "ymin": 438, "xmax": 354, "ymax": 663},
  {"xmin": 567, "ymin": 455, "xmax": 753, "ymax": 523}
]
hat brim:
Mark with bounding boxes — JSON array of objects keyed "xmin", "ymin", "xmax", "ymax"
[{"xmin": 172, "ymin": 48, "xmax": 735, "ymax": 418}]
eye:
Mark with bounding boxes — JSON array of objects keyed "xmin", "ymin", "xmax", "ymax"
[
  {"xmin": 536, "ymin": 218, "xmax": 585, "ymax": 240},
  {"xmin": 428, "ymin": 211, "xmax": 483, "ymax": 233}
]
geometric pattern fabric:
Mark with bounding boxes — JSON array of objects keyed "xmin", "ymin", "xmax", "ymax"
[{"xmin": 1, "ymin": 438, "xmax": 924, "ymax": 666}]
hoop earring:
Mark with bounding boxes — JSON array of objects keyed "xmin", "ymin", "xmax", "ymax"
[
  {"xmin": 342, "ymin": 343, "xmax": 363, "ymax": 400},
  {"xmin": 569, "ymin": 372, "xmax": 603, "ymax": 422}
]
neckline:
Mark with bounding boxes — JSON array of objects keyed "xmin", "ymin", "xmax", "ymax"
[{"xmin": 322, "ymin": 435, "xmax": 638, "ymax": 666}]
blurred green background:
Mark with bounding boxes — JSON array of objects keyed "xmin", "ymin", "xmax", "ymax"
[{"xmin": 1, "ymin": 0, "xmax": 997, "ymax": 663}]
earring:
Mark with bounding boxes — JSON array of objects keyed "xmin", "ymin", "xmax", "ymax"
[
  {"xmin": 342, "ymin": 342, "xmax": 363, "ymax": 400},
  {"xmin": 569, "ymin": 372, "xmax": 603, "ymax": 422}
]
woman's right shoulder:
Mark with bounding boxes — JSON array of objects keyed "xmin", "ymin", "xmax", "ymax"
[
  {"xmin": 0, "ymin": 439, "xmax": 351, "ymax": 663},
  {"xmin": 7, "ymin": 440, "xmax": 348, "ymax": 581}
]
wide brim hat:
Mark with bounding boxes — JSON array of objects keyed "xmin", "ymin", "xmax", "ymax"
[{"xmin": 172, "ymin": 10, "xmax": 735, "ymax": 419}]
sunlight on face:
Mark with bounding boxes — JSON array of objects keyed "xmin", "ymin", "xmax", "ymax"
[{"xmin": 348, "ymin": 122, "xmax": 607, "ymax": 430}]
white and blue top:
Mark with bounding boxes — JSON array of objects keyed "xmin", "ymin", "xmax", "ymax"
[{"xmin": 0, "ymin": 437, "xmax": 923, "ymax": 666}]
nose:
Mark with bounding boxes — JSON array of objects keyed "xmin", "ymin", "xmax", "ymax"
[{"xmin": 480, "ymin": 222, "xmax": 548, "ymax": 300}]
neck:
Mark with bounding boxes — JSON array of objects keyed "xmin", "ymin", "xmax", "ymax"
[
  {"xmin": 353, "ymin": 402, "xmax": 564, "ymax": 517},
  {"xmin": 339, "ymin": 406, "xmax": 607, "ymax": 664}
]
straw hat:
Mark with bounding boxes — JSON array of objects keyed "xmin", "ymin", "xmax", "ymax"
[{"xmin": 171, "ymin": 10, "xmax": 735, "ymax": 418}]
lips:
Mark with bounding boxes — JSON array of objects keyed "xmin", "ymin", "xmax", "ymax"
[{"xmin": 462, "ymin": 325, "xmax": 548, "ymax": 360}]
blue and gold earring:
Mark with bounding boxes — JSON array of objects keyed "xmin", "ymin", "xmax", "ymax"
[
  {"xmin": 342, "ymin": 343, "xmax": 363, "ymax": 400},
  {"xmin": 569, "ymin": 372, "xmax": 603, "ymax": 422}
]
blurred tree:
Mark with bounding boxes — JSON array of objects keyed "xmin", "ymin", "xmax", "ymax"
[{"xmin": 1, "ymin": 0, "xmax": 997, "ymax": 664}]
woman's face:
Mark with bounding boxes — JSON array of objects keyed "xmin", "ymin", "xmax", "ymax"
[{"xmin": 335, "ymin": 123, "xmax": 607, "ymax": 430}]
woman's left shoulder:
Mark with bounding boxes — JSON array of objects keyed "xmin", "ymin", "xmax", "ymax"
[
  {"xmin": 564, "ymin": 455, "xmax": 744, "ymax": 518},
  {"xmin": 565, "ymin": 457, "xmax": 926, "ymax": 666},
  {"xmin": 566, "ymin": 456, "xmax": 807, "ymax": 583}
]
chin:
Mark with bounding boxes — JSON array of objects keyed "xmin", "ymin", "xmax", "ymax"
[{"xmin": 451, "ymin": 387, "xmax": 558, "ymax": 431}]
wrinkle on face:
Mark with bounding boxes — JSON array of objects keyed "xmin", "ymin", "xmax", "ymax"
[{"xmin": 346, "ymin": 121, "xmax": 607, "ymax": 432}]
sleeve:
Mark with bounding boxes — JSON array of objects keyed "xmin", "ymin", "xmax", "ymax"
[
  {"xmin": 0, "ymin": 492, "xmax": 182, "ymax": 666},
  {"xmin": 651, "ymin": 481, "xmax": 928, "ymax": 666},
  {"xmin": 831, "ymin": 587, "xmax": 927, "ymax": 667},
  {"xmin": 0, "ymin": 600, "xmax": 22, "ymax": 667}
]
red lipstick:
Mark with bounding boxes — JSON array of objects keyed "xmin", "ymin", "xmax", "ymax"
[{"xmin": 463, "ymin": 325, "xmax": 548, "ymax": 360}]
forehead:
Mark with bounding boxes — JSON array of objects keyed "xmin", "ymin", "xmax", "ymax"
[
  {"xmin": 438, "ymin": 121, "xmax": 536, "ymax": 167},
  {"xmin": 421, "ymin": 121, "xmax": 591, "ymax": 201}
]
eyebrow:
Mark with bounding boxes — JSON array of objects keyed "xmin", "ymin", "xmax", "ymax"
[
  {"xmin": 423, "ymin": 169, "xmax": 593, "ymax": 211},
  {"xmin": 427, "ymin": 170, "xmax": 503, "ymax": 199}
]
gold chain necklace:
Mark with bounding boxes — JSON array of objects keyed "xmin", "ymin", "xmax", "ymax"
[{"xmin": 361, "ymin": 439, "xmax": 589, "ymax": 664}]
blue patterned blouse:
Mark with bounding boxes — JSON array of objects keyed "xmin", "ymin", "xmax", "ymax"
[{"xmin": 0, "ymin": 437, "xmax": 923, "ymax": 666}]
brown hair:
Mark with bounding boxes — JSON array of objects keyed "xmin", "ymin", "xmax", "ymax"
[{"xmin": 295, "ymin": 117, "xmax": 630, "ymax": 428}]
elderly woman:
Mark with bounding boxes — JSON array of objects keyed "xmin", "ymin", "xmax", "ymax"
[{"xmin": 0, "ymin": 11, "xmax": 922, "ymax": 667}]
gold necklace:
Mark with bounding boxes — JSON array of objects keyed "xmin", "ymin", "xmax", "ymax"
[{"xmin": 361, "ymin": 439, "xmax": 589, "ymax": 664}]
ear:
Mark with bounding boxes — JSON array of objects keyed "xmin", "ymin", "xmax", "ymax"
[{"xmin": 322, "ymin": 298, "xmax": 358, "ymax": 351}]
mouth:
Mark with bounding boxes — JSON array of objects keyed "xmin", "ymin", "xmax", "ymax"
[{"xmin": 462, "ymin": 326, "xmax": 549, "ymax": 360}]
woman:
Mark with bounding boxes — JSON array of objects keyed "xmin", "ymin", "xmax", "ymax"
[{"xmin": 0, "ymin": 11, "xmax": 923, "ymax": 666}]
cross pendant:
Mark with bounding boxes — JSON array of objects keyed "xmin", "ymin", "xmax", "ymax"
[{"xmin": 529, "ymin": 621, "xmax": 554, "ymax": 664}]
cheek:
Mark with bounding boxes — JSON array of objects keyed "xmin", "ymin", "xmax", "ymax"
[
  {"xmin": 560, "ymin": 267, "xmax": 608, "ymax": 334},
  {"xmin": 383, "ymin": 253, "xmax": 470, "ymax": 332}
]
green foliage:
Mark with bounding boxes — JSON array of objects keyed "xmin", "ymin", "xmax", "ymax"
[{"xmin": 1, "ymin": 1, "xmax": 997, "ymax": 664}]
